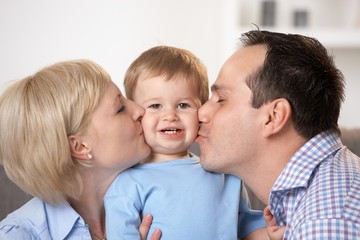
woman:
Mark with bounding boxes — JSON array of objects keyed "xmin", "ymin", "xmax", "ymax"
[{"xmin": 0, "ymin": 60, "xmax": 161, "ymax": 239}]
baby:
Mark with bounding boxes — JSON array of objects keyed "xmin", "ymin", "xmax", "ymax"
[{"xmin": 105, "ymin": 46, "xmax": 266, "ymax": 239}]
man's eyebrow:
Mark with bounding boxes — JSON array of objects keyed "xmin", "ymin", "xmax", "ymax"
[{"xmin": 211, "ymin": 84, "xmax": 223, "ymax": 92}]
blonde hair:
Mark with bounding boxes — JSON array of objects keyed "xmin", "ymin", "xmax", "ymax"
[
  {"xmin": 124, "ymin": 46, "xmax": 209, "ymax": 104},
  {"xmin": 0, "ymin": 59, "xmax": 110, "ymax": 204}
]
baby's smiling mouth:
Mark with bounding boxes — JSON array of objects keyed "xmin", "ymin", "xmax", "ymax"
[{"xmin": 160, "ymin": 128, "xmax": 182, "ymax": 135}]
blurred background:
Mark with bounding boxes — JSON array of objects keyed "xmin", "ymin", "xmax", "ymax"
[{"xmin": 1, "ymin": 0, "xmax": 359, "ymax": 128}]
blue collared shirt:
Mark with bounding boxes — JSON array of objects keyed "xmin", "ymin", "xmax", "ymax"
[
  {"xmin": 0, "ymin": 197, "xmax": 92, "ymax": 239},
  {"xmin": 269, "ymin": 131, "xmax": 360, "ymax": 239}
]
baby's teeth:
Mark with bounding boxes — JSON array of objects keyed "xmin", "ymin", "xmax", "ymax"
[{"xmin": 164, "ymin": 129, "xmax": 177, "ymax": 134}]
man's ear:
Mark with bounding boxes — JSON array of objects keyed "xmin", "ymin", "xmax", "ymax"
[
  {"xmin": 68, "ymin": 135, "xmax": 90, "ymax": 160},
  {"xmin": 262, "ymin": 98, "xmax": 291, "ymax": 137}
]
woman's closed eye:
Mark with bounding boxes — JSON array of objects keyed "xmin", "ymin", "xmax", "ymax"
[
  {"xmin": 216, "ymin": 98, "xmax": 225, "ymax": 104},
  {"xmin": 117, "ymin": 105, "xmax": 126, "ymax": 113}
]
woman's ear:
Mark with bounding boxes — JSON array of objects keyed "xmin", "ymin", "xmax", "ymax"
[
  {"xmin": 262, "ymin": 98, "xmax": 291, "ymax": 137},
  {"xmin": 68, "ymin": 135, "xmax": 90, "ymax": 160}
]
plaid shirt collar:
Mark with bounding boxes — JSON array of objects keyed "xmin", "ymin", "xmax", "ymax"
[
  {"xmin": 269, "ymin": 130, "xmax": 343, "ymax": 227},
  {"xmin": 272, "ymin": 130, "xmax": 342, "ymax": 192}
]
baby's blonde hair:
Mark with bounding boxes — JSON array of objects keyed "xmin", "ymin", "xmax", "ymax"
[
  {"xmin": 0, "ymin": 60, "xmax": 110, "ymax": 204},
  {"xmin": 124, "ymin": 45, "xmax": 209, "ymax": 104}
]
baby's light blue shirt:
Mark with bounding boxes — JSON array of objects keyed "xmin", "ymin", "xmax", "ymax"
[{"xmin": 105, "ymin": 156, "xmax": 265, "ymax": 240}]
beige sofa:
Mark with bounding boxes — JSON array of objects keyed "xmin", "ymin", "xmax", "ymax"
[{"xmin": 1, "ymin": 128, "xmax": 360, "ymax": 220}]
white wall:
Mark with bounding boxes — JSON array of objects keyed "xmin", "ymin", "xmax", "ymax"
[
  {"xmin": 333, "ymin": 48, "xmax": 360, "ymax": 128},
  {"xmin": 1, "ymin": 0, "xmax": 359, "ymax": 128},
  {"xmin": 0, "ymin": 0, "xmax": 226, "ymax": 92}
]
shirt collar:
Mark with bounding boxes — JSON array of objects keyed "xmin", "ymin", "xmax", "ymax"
[
  {"xmin": 272, "ymin": 130, "xmax": 343, "ymax": 192},
  {"xmin": 44, "ymin": 201, "xmax": 85, "ymax": 239}
]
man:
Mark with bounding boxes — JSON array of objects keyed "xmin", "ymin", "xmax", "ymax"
[{"xmin": 196, "ymin": 30, "xmax": 360, "ymax": 239}]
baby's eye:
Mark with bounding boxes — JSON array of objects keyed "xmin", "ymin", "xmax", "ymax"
[
  {"xmin": 148, "ymin": 104, "xmax": 162, "ymax": 109},
  {"xmin": 117, "ymin": 105, "xmax": 126, "ymax": 113},
  {"xmin": 177, "ymin": 103, "xmax": 190, "ymax": 109}
]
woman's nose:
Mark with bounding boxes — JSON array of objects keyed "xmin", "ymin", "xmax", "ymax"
[{"xmin": 130, "ymin": 100, "xmax": 145, "ymax": 121}]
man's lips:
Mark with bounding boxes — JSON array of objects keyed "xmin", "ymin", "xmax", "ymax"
[{"xmin": 195, "ymin": 131, "xmax": 206, "ymax": 143}]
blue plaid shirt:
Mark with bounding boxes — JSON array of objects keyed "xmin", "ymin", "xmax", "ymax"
[{"xmin": 269, "ymin": 131, "xmax": 360, "ymax": 239}]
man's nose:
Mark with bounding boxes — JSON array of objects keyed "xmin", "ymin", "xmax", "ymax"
[{"xmin": 198, "ymin": 101, "xmax": 211, "ymax": 124}]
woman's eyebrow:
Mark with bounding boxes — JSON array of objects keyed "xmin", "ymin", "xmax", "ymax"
[{"xmin": 113, "ymin": 94, "xmax": 121, "ymax": 107}]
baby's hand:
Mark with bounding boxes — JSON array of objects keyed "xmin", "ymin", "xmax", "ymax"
[{"xmin": 263, "ymin": 206, "xmax": 286, "ymax": 240}]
